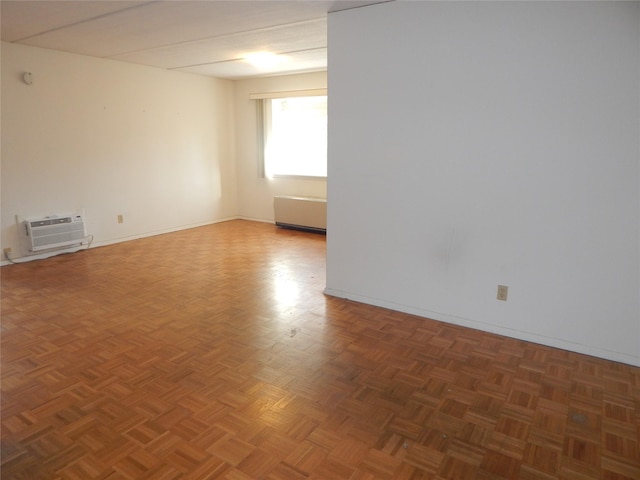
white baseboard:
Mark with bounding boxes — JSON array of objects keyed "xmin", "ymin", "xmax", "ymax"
[
  {"xmin": 324, "ymin": 287, "xmax": 640, "ymax": 367},
  {"xmin": 89, "ymin": 217, "xmax": 240, "ymax": 250},
  {"xmin": 0, "ymin": 216, "xmax": 240, "ymax": 266},
  {"xmin": 236, "ymin": 215, "xmax": 274, "ymax": 224},
  {"xmin": 1, "ymin": 245, "xmax": 88, "ymax": 265}
]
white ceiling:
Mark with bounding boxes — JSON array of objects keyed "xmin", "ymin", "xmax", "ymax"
[{"xmin": 1, "ymin": 0, "xmax": 388, "ymax": 79}]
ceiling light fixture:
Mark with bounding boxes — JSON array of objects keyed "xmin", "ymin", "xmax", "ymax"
[{"xmin": 243, "ymin": 52, "xmax": 287, "ymax": 69}]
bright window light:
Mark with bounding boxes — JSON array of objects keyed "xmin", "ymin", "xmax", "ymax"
[{"xmin": 264, "ymin": 95, "xmax": 327, "ymax": 178}]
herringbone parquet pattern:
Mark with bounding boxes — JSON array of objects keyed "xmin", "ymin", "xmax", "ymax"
[{"xmin": 1, "ymin": 220, "xmax": 639, "ymax": 479}]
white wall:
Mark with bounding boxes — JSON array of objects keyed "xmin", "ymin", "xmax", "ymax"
[
  {"xmin": 1, "ymin": 42, "xmax": 237, "ymax": 259},
  {"xmin": 326, "ymin": 2, "xmax": 640, "ymax": 366},
  {"xmin": 234, "ymin": 72, "xmax": 327, "ymax": 222}
]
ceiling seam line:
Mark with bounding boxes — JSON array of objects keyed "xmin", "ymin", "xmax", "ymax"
[
  {"xmin": 166, "ymin": 47, "xmax": 327, "ymax": 70},
  {"xmin": 10, "ymin": 0, "xmax": 160, "ymax": 43}
]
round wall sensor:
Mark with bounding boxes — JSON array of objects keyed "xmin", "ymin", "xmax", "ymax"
[{"xmin": 23, "ymin": 72, "xmax": 33, "ymax": 85}]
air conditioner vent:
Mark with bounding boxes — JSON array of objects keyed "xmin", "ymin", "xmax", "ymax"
[{"xmin": 25, "ymin": 215, "xmax": 86, "ymax": 252}]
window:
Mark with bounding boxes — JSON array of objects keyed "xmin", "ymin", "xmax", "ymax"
[{"xmin": 257, "ymin": 93, "xmax": 327, "ymax": 178}]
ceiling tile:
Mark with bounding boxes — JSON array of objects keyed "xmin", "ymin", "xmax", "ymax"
[
  {"xmin": 111, "ymin": 17, "xmax": 326, "ymax": 69},
  {"xmin": 1, "ymin": 0, "xmax": 388, "ymax": 78},
  {"xmin": 15, "ymin": 1, "xmax": 330, "ymax": 58}
]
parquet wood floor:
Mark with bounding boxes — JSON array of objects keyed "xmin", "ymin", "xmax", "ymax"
[{"xmin": 1, "ymin": 220, "xmax": 639, "ymax": 479}]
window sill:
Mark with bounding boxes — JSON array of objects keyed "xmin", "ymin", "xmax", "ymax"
[{"xmin": 268, "ymin": 174, "xmax": 327, "ymax": 181}]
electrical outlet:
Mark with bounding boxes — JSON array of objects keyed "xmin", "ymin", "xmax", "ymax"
[
  {"xmin": 117, "ymin": 214, "xmax": 124, "ymax": 224},
  {"xmin": 3, "ymin": 247, "xmax": 12, "ymax": 256},
  {"xmin": 497, "ymin": 285, "xmax": 508, "ymax": 301}
]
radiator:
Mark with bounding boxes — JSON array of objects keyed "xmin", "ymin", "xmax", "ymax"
[
  {"xmin": 25, "ymin": 215, "xmax": 86, "ymax": 252},
  {"xmin": 274, "ymin": 196, "xmax": 327, "ymax": 233}
]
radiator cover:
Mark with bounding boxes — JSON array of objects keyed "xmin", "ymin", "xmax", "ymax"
[
  {"xmin": 274, "ymin": 196, "xmax": 327, "ymax": 233},
  {"xmin": 25, "ymin": 215, "xmax": 86, "ymax": 252}
]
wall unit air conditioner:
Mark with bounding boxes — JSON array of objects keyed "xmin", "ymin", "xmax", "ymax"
[{"xmin": 25, "ymin": 215, "xmax": 86, "ymax": 252}]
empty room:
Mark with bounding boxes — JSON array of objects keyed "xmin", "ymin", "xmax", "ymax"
[{"xmin": 1, "ymin": 1, "xmax": 639, "ymax": 479}]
